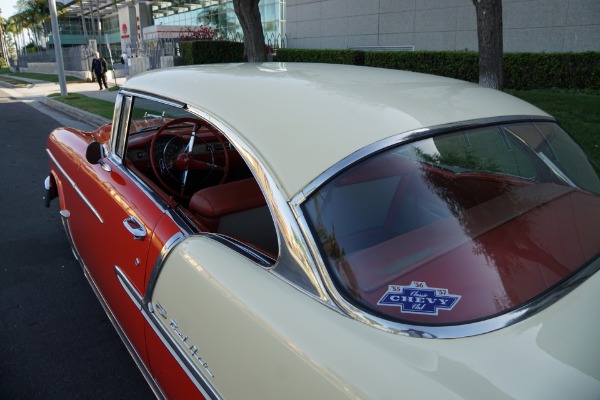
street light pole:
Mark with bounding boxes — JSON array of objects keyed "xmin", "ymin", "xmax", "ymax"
[{"xmin": 48, "ymin": 0, "xmax": 67, "ymax": 96}]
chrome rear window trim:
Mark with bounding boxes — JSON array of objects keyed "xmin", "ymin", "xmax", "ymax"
[
  {"xmin": 290, "ymin": 115, "xmax": 600, "ymax": 339},
  {"xmin": 296, "ymin": 115, "xmax": 556, "ymax": 203}
]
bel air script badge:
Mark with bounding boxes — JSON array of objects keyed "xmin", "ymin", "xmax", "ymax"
[{"xmin": 377, "ymin": 281, "xmax": 461, "ymax": 315}]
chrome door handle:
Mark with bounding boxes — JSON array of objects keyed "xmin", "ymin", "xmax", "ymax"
[{"xmin": 123, "ymin": 216, "xmax": 146, "ymax": 240}]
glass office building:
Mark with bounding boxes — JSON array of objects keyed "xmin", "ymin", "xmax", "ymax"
[
  {"xmin": 56, "ymin": 0, "xmax": 286, "ymax": 49},
  {"xmin": 153, "ymin": 0, "xmax": 285, "ymax": 45}
]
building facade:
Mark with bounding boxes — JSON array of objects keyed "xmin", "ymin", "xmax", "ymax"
[
  {"xmin": 26, "ymin": 0, "xmax": 598, "ymax": 77},
  {"xmin": 286, "ymin": 0, "xmax": 600, "ymax": 53},
  {"xmin": 53, "ymin": 0, "xmax": 286, "ymax": 57}
]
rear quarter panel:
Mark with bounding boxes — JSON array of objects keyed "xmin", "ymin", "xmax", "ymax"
[
  {"xmin": 150, "ymin": 237, "xmax": 458, "ymax": 399},
  {"xmin": 150, "ymin": 236, "xmax": 600, "ymax": 399}
]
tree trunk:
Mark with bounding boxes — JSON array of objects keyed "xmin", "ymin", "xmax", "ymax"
[
  {"xmin": 233, "ymin": 0, "xmax": 266, "ymax": 62},
  {"xmin": 472, "ymin": 0, "xmax": 503, "ymax": 90}
]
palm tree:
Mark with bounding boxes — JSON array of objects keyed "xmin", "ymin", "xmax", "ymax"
[
  {"xmin": 15, "ymin": 0, "xmax": 55, "ymax": 51},
  {"xmin": 4, "ymin": 16, "xmax": 18, "ymax": 57}
]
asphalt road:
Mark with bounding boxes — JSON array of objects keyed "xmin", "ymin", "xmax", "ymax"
[{"xmin": 0, "ymin": 88, "xmax": 154, "ymax": 399}]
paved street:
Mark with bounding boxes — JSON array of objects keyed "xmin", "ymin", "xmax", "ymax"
[{"xmin": 0, "ymin": 82, "xmax": 154, "ymax": 399}]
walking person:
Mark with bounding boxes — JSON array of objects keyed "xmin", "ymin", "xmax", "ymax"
[{"xmin": 91, "ymin": 52, "xmax": 108, "ymax": 90}]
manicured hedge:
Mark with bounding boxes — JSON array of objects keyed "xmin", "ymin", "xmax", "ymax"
[
  {"xmin": 180, "ymin": 40, "xmax": 244, "ymax": 65},
  {"xmin": 365, "ymin": 51, "xmax": 479, "ymax": 83},
  {"xmin": 276, "ymin": 48, "xmax": 365, "ymax": 66},
  {"xmin": 275, "ymin": 48, "xmax": 600, "ymax": 90},
  {"xmin": 503, "ymin": 52, "xmax": 600, "ymax": 90}
]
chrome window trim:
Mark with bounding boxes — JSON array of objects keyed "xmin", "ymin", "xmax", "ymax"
[
  {"xmin": 109, "ymin": 90, "xmax": 186, "ymax": 166},
  {"xmin": 112, "ymin": 160, "xmax": 172, "ymax": 212},
  {"xmin": 119, "ymin": 89, "xmax": 187, "ymax": 109},
  {"xmin": 47, "ymin": 149, "xmax": 104, "ymax": 223},
  {"xmin": 113, "ymin": 94, "xmax": 131, "ymax": 160},
  {"xmin": 297, "ymin": 115, "xmax": 556, "ymax": 202},
  {"xmin": 183, "ymin": 103, "xmax": 332, "ymax": 303},
  {"xmin": 108, "ymin": 90, "xmax": 343, "ymax": 308},
  {"xmin": 144, "ymin": 231, "xmax": 186, "ymax": 302},
  {"xmin": 107, "ymin": 90, "xmax": 330, "ymax": 304},
  {"xmin": 105, "ymin": 92, "xmax": 189, "ymax": 212},
  {"xmin": 109, "ymin": 93, "xmax": 126, "ymax": 158},
  {"xmin": 202, "ymin": 233, "xmax": 274, "ymax": 267},
  {"xmin": 289, "ymin": 116, "xmax": 600, "ymax": 339}
]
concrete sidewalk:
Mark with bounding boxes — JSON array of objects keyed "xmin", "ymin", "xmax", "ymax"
[{"xmin": 0, "ymin": 74, "xmax": 127, "ymax": 127}]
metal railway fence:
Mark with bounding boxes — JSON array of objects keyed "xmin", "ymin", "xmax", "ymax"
[{"xmin": 17, "ymin": 31, "xmax": 287, "ymax": 75}]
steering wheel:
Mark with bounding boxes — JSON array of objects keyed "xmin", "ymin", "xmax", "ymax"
[{"xmin": 150, "ymin": 118, "xmax": 230, "ymax": 199}]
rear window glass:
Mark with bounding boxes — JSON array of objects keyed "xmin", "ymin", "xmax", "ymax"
[{"xmin": 302, "ymin": 122, "xmax": 600, "ymax": 325}]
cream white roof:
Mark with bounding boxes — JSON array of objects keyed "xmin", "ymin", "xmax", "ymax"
[{"xmin": 123, "ymin": 63, "xmax": 549, "ymax": 200}]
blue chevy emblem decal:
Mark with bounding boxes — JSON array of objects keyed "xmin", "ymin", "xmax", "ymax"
[{"xmin": 377, "ymin": 281, "xmax": 461, "ymax": 315}]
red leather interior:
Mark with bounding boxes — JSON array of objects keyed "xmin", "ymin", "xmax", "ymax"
[{"xmin": 189, "ymin": 178, "xmax": 266, "ymax": 231}]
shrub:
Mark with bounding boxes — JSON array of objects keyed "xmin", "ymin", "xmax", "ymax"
[
  {"xmin": 275, "ymin": 48, "xmax": 600, "ymax": 90},
  {"xmin": 365, "ymin": 51, "xmax": 478, "ymax": 83},
  {"xmin": 180, "ymin": 40, "xmax": 244, "ymax": 65},
  {"xmin": 276, "ymin": 48, "xmax": 364, "ymax": 65},
  {"xmin": 504, "ymin": 52, "xmax": 600, "ymax": 90}
]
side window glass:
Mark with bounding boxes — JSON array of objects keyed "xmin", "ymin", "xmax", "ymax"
[
  {"xmin": 415, "ymin": 126, "xmax": 537, "ymax": 179},
  {"xmin": 122, "ymin": 95, "xmax": 279, "ymax": 261},
  {"xmin": 303, "ymin": 121, "xmax": 600, "ymax": 326},
  {"xmin": 534, "ymin": 122, "xmax": 600, "ymax": 194}
]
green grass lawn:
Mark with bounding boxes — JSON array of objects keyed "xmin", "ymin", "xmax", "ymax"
[
  {"xmin": 0, "ymin": 74, "xmax": 30, "ymax": 86},
  {"xmin": 48, "ymin": 92, "xmax": 116, "ymax": 120},
  {"xmin": 0, "ymin": 67, "xmax": 82, "ymax": 83},
  {"xmin": 509, "ymin": 89, "xmax": 600, "ymax": 162},
  {"xmin": 48, "ymin": 92, "xmax": 149, "ymax": 120}
]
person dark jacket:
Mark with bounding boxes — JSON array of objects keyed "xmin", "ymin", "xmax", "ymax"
[
  {"xmin": 91, "ymin": 53, "xmax": 108, "ymax": 89},
  {"xmin": 91, "ymin": 55, "xmax": 107, "ymax": 75}
]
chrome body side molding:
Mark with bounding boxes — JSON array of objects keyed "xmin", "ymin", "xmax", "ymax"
[
  {"xmin": 141, "ymin": 302, "xmax": 222, "ymax": 400},
  {"xmin": 58, "ymin": 210, "xmax": 81, "ymax": 263},
  {"xmin": 47, "ymin": 148, "xmax": 104, "ymax": 223},
  {"xmin": 74, "ymin": 258, "xmax": 166, "ymax": 400},
  {"xmin": 139, "ymin": 232, "xmax": 223, "ymax": 400},
  {"xmin": 115, "ymin": 264, "xmax": 219, "ymax": 397}
]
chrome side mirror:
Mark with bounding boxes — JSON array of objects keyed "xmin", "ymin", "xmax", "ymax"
[{"xmin": 85, "ymin": 141, "xmax": 111, "ymax": 172}]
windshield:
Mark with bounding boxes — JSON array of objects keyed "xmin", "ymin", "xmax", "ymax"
[{"xmin": 303, "ymin": 122, "xmax": 600, "ymax": 325}]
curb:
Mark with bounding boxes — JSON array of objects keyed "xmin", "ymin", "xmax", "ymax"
[{"xmin": 41, "ymin": 97, "xmax": 111, "ymax": 128}]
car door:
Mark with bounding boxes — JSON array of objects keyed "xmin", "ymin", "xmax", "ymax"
[
  {"xmin": 63, "ymin": 93, "xmax": 181, "ymax": 365},
  {"xmin": 66, "ymin": 148, "xmax": 166, "ymax": 365}
]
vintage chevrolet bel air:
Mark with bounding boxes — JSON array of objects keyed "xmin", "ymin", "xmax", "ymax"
[{"xmin": 45, "ymin": 63, "xmax": 600, "ymax": 399}]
